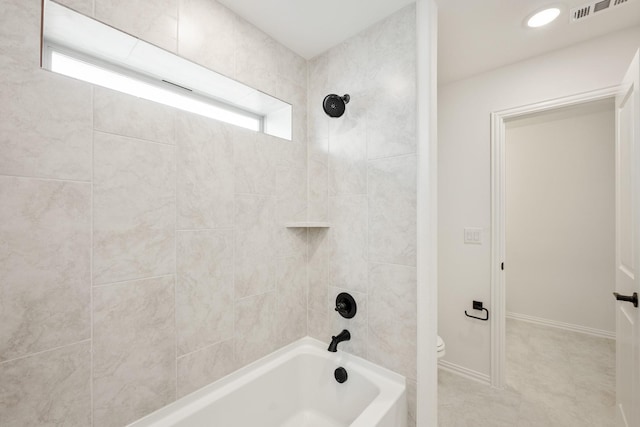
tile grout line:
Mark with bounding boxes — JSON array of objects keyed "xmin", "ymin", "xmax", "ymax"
[
  {"xmin": 235, "ymin": 288, "xmax": 277, "ymax": 303},
  {"xmin": 305, "ymin": 71, "xmax": 310, "ymax": 338},
  {"xmin": 0, "ymin": 173, "xmax": 91, "ymax": 184},
  {"xmin": 305, "ymin": 227, "xmax": 310, "ymax": 338},
  {"xmin": 0, "ymin": 339, "xmax": 92, "ymax": 366},
  {"xmin": 324, "ymin": 82, "xmax": 330, "ymax": 341},
  {"xmin": 367, "ymin": 151, "xmax": 418, "ymax": 162},
  {"xmin": 173, "ymin": 0, "xmax": 181, "ymax": 400},
  {"xmin": 364, "ymin": 46, "xmax": 371, "ymax": 361},
  {"xmin": 368, "ymin": 260, "xmax": 418, "ymax": 269},
  {"xmin": 325, "ymin": 95, "xmax": 332, "ymax": 339},
  {"xmin": 92, "ymin": 273, "xmax": 176, "ymax": 288},
  {"xmin": 365, "ymin": 125, "xmax": 369, "ymax": 360},
  {"xmin": 90, "ymin": 84, "xmax": 95, "ymax": 427},
  {"xmin": 231, "ymin": 114, "xmax": 238, "ymax": 370},
  {"xmin": 327, "ymin": 193, "xmax": 368, "ymax": 199},
  {"xmin": 173, "ymin": 110, "xmax": 179, "ymax": 400},
  {"xmin": 176, "ymin": 336, "xmax": 234, "ymax": 361},
  {"xmin": 232, "ymin": 210, "xmax": 237, "ymax": 368},
  {"xmin": 217, "ymin": 189, "xmax": 278, "ymax": 196},
  {"xmin": 175, "ymin": 0, "xmax": 180, "ymax": 56},
  {"xmin": 93, "ymin": 129, "xmax": 177, "ymax": 147},
  {"xmin": 177, "ymin": 226, "xmax": 235, "ymax": 232},
  {"xmin": 305, "ymin": 60, "xmax": 312, "ymax": 340}
]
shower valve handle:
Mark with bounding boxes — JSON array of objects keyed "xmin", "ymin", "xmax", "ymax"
[{"xmin": 334, "ymin": 293, "xmax": 357, "ymax": 319}]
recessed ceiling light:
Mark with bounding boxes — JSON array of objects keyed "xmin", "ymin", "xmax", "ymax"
[{"xmin": 527, "ymin": 7, "xmax": 561, "ymax": 28}]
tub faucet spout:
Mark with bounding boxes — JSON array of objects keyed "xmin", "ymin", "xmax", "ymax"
[{"xmin": 328, "ymin": 329, "xmax": 351, "ymax": 352}]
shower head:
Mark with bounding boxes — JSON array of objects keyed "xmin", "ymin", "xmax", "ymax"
[{"xmin": 323, "ymin": 94, "xmax": 350, "ymax": 118}]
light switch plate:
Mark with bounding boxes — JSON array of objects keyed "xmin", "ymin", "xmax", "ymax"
[{"xmin": 464, "ymin": 227, "xmax": 482, "ymax": 244}]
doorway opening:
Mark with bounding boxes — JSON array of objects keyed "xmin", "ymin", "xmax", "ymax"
[
  {"xmin": 484, "ymin": 87, "xmax": 622, "ymax": 427},
  {"xmin": 503, "ymin": 97, "xmax": 616, "ymax": 424}
]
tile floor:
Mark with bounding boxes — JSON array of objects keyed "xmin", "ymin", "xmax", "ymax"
[{"xmin": 438, "ymin": 318, "xmax": 615, "ymax": 426}]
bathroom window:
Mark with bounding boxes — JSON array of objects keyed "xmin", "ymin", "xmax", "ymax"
[{"xmin": 41, "ymin": 0, "xmax": 292, "ymax": 139}]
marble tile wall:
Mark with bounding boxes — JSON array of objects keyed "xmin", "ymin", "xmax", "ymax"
[
  {"xmin": 306, "ymin": 5, "xmax": 418, "ymax": 425},
  {"xmin": 2, "ymin": 0, "xmax": 420, "ymax": 425},
  {"xmin": 0, "ymin": 0, "xmax": 307, "ymax": 426}
]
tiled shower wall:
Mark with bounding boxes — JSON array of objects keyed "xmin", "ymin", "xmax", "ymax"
[
  {"xmin": 0, "ymin": 0, "xmax": 308, "ymax": 426},
  {"xmin": 1, "ymin": 0, "xmax": 420, "ymax": 426},
  {"xmin": 306, "ymin": 5, "xmax": 418, "ymax": 425}
]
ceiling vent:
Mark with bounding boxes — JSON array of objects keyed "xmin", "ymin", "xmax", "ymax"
[{"xmin": 570, "ymin": 0, "xmax": 629, "ymax": 22}]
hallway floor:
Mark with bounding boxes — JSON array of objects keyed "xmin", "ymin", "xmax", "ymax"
[{"xmin": 438, "ymin": 318, "xmax": 615, "ymax": 426}]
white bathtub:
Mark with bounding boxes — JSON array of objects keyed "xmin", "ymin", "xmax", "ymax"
[{"xmin": 128, "ymin": 337, "xmax": 407, "ymax": 427}]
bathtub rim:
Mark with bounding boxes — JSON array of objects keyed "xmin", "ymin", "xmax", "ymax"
[{"xmin": 127, "ymin": 336, "xmax": 406, "ymax": 427}]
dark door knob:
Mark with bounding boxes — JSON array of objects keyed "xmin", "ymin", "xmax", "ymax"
[{"xmin": 613, "ymin": 292, "xmax": 638, "ymax": 307}]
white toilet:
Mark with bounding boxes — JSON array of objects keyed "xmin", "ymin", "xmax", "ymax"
[{"xmin": 437, "ymin": 335, "xmax": 445, "ymax": 358}]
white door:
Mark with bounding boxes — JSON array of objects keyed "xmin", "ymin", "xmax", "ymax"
[{"xmin": 615, "ymin": 50, "xmax": 640, "ymax": 427}]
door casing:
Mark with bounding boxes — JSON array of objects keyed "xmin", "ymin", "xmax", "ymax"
[{"xmin": 489, "ymin": 86, "xmax": 621, "ymax": 388}]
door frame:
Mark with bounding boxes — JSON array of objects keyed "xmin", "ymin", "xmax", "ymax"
[
  {"xmin": 489, "ymin": 85, "xmax": 621, "ymax": 388},
  {"xmin": 416, "ymin": 0, "xmax": 439, "ymax": 425}
]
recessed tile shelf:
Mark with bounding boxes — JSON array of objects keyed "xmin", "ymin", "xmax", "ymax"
[{"xmin": 285, "ymin": 222, "xmax": 331, "ymax": 228}]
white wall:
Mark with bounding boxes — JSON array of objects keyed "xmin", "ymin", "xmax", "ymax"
[
  {"xmin": 505, "ymin": 100, "xmax": 615, "ymax": 334},
  {"xmin": 438, "ymin": 25, "xmax": 640, "ymax": 377}
]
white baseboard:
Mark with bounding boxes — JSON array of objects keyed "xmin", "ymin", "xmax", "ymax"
[
  {"xmin": 506, "ymin": 312, "xmax": 615, "ymax": 339},
  {"xmin": 438, "ymin": 360, "xmax": 491, "ymax": 386}
]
